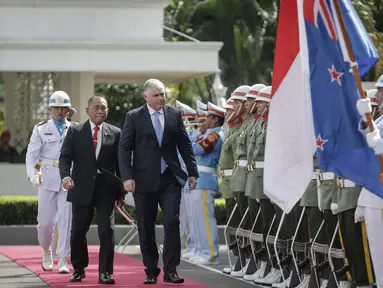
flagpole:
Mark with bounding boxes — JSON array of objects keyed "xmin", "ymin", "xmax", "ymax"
[{"xmin": 333, "ymin": 0, "xmax": 383, "ymax": 180}]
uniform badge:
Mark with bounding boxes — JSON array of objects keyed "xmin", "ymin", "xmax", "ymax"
[
  {"xmin": 56, "ymin": 94, "xmax": 64, "ymax": 104},
  {"xmin": 45, "ymin": 127, "xmax": 53, "ymax": 136}
]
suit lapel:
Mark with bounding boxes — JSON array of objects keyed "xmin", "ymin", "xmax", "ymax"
[
  {"xmin": 83, "ymin": 120, "xmax": 96, "ymax": 161},
  {"xmin": 142, "ymin": 105, "xmax": 158, "ymax": 146},
  {"xmin": 97, "ymin": 123, "xmax": 110, "ymax": 161},
  {"xmin": 162, "ymin": 107, "xmax": 171, "ymax": 146}
]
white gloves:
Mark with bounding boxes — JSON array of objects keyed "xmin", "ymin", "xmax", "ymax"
[
  {"xmin": 356, "ymin": 98, "xmax": 372, "ymax": 121},
  {"xmin": 354, "ymin": 206, "xmax": 365, "ymax": 223},
  {"xmin": 29, "ymin": 174, "xmax": 42, "ymax": 187},
  {"xmin": 366, "ymin": 129, "xmax": 381, "ymax": 148},
  {"xmin": 124, "ymin": 193, "xmax": 135, "ymax": 207},
  {"xmin": 330, "ymin": 203, "xmax": 339, "ymax": 215}
]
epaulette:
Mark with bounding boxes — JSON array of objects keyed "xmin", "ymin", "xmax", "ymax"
[{"xmin": 37, "ymin": 119, "xmax": 48, "ymax": 126}]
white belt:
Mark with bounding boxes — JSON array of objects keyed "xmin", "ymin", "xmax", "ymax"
[
  {"xmin": 236, "ymin": 160, "xmax": 248, "ymax": 167},
  {"xmin": 312, "ymin": 171, "xmax": 335, "ymax": 181},
  {"xmin": 197, "ymin": 165, "xmax": 216, "ymax": 173},
  {"xmin": 221, "ymin": 169, "xmax": 233, "ymax": 177},
  {"xmin": 40, "ymin": 158, "xmax": 59, "ymax": 168},
  {"xmin": 338, "ymin": 179, "xmax": 355, "ymax": 188},
  {"xmin": 253, "ymin": 161, "xmax": 264, "ymax": 169},
  {"xmin": 321, "ymin": 172, "xmax": 334, "ymax": 181}
]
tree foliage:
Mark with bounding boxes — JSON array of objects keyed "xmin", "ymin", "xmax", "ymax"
[
  {"xmin": 165, "ymin": 0, "xmax": 279, "ymax": 96},
  {"xmin": 352, "ymin": 0, "xmax": 383, "ymax": 79},
  {"xmin": 95, "ymin": 84, "xmax": 145, "ymax": 128}
]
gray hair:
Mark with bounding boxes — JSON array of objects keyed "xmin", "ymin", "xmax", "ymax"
[{"xmin": 143, "ymin": 79, "xmax": 165, "ymax": 93}]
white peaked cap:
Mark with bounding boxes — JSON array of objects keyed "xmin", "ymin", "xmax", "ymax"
[
  {"xmin": 207, "ymin": 101, "xmax": 226, "ymax": 118},
  {"xmin": 231, "ymin": 85, "xmax": 250, "ymax": 101},
  {"xmin": 246, "ymin": 84, "xmax": 266, "ymax": 99},
  {"xmin": 196, "ymin": 100, "xmax": 207, "ymax": 111},
  {"xmin": 176, "ymin": 100, "xmax": 197, "ymax": 117},
  {"xmin": 197, "ymin": 108, "xmax": 207, "ymax": 119}
]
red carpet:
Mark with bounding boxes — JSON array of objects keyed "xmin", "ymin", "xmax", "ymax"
[{"xmin": 0, "ymin": 246, "xmax": 208, "ymax": 287}]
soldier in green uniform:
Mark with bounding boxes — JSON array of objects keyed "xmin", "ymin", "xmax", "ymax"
[
  {"xmin": 220, "ymin": 97, "xmax": 243, "ymax": 274},
  {"xmin": 295, "ymin": 157, "xmax": 326, "ymax": 288},
  {"xmin": 246, "ymin": 86, "xmax": 282, "ymax": 285},
  {"xmin": 231, "ymin": 83, "xmax": 265, "ymax": 278},
  {"xmin": 230, "ymin": 86, "xmax": 255, "ymax": 278},
  {"xmin": 317, "ymin": 172, "xmax": 349, "ymax": 288},
  {"xmin": 240, "ymin": 84, "xmax": 266, "ymax": 279},
  {"xmin": 330, "ymin": 177, "xmax": 375, "ymax": 288},
  {"xmin": 222, "ymin": 85, "xmax": 250, "ymax": 275}
]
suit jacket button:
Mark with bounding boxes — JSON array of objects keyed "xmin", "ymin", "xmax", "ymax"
[{"xmin": 93, "ymin": 176, "xmax": 96, "ymax": 179}]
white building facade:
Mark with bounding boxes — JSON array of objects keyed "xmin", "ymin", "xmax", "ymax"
[{"xmin": 0, "ymin": 0, "xmax": 223, "ymax": 195}]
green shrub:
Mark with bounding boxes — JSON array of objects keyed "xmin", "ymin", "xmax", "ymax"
[{"xmin": 0, "ymin": 196, "xmax": 228, "ymax": 225}]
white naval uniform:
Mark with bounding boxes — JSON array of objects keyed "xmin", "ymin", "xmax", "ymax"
[
  {"xmin": 356, "ymin": 189, "xmax": 383, "ymax": 288},
  {"xmin": 359, "ymin": 116, "xmax": 383, "ymax": 288},
  {"xmin": 26, "ymin": 119, "xmax": 73, "ymax": 259}
]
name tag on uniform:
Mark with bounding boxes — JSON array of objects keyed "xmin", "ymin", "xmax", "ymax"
[{"xmin": 44, "ymin": 133, "xmax": 53, "ymax": 135}]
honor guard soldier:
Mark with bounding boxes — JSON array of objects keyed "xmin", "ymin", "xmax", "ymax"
[
  {"xmin": 189, "ymin": 102, "xmax": 225, "ymax": 265},
  {"xmin": 241, "ymin": 83, "xmax": 266, "ymax": 280},
  {"xmin": 232, "ymin": 84, "xmax": 260, "ymax": 277},
  {"xmin": 312, "ymin": 168, "xmax": 337, "ymax": 288},
  {"xmin": 25, "ymin": 91, "xmax": 74, "ymax": 274},
  {"xmin": 356, "ymin": 80, "xmax": 383, "ymax": 288},
  {"xmin": 248, "ymin": 86, "xmax": 281, "ymax": 285},
  {"xmin": 182, "ymin": 105, "xmax": 209, "ymax": 260},
  {"xmin": 330, "ymin": 176, "xmax": 374, "ymax": 288},
  {"xmin": 295, "ymin": 156, "xmax": 327, "ymax": 288},
  {"xmin": 176, "ymin": 100, "xmax": 198, "ymax": 257},
  {"xmin": 219, "ymin": 98, "xmax": 243, "ymax": 268},
  {"xmin": 223, "ymin": 85, "xmax": 250, "ymax": 276}
]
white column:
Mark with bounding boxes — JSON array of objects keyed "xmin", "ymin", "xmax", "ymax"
[
  {"xmin": 2, "ymin": 72, "xmax": 16, "ymax": 139},
  {"xmin": 59, "ymin": 72, "xmax": 94, "ymax": 123}
]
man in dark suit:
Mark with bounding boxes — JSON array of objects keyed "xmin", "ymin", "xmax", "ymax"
[
  {"xmin": 59, "ymin": 93, "xmax": 122, "ymax": 285},
  {"xmin": 118, "ymin": 79, "xmax": 199, "ymax": 284}
]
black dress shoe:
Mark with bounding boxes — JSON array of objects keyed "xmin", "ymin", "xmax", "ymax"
[
  {"xmin": 164, "ymin": 272, "xmax": 184, "ymax": 284},
  {"xmin": 70, "ymin": 270, "xmax": 86, "ymax": 282},
  {"xmin": 99, "ymin": 273, "xmax": 115, "ymax": 284},
  {"xmin": 143, "ymin": 276, "xmax": 157, "ymax": 284}
]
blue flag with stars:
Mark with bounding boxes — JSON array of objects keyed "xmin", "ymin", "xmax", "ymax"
[{"xmin": 304, "ymin": 0, "xmax": 382, "ymax": 197}]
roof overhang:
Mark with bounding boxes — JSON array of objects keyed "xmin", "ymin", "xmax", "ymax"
[{"xmin": 0, "ymin": 41, "xmax": 223, "ymax": 83}]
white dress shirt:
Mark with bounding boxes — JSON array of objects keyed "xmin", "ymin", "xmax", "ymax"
[
  {"xmin": 89, "ymin": 121, "xmax": 103, "ymax": 159},
  {"xmin": 147, "ymin": 104, "xmax": 164, "ymax": 130},
  {"xmin": 147, "ymin": 104, "xmax": 167, "ymax": 170}
]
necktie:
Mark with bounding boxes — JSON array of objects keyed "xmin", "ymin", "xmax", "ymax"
[
  {"xmin": 153, "ymin": 112, "xmax": 166, "ymax": 173},
  {"xmin": 93, "ymin": 126, "xmax": 99, "ymax": 151}
]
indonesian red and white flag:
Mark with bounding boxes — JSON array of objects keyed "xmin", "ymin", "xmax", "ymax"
[{"xmin": 264, "ymin": 0, "xmax": 315, "ymax": 213}]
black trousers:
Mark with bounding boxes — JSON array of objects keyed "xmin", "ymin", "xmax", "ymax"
[
  {"xmin": 225, "ymin": 197, "xmax": 240, "ymax": 250},
  {"xmin": 339, "ymin": 209, "xmax": 374, "ymax": 286},
  {"xmin": 259, "ymin": 199, "xmax": 275, "ymax": 262},
  {"xmin": 133, "ymin": 169, "xmax": 182, "ymax": 277},
  {"xmin": 233, "ymin": 191, "xmax": 249, "ymax": 229},
  {"xmin": 300, "ymin": 207, "xmax": 325, "ymax": 275},
  {"xmin": 70, "ymin": 175, "xmax": 116, "ymax": 274},
  {"xmin": 323, "ymin": 210, "xmax": 347, "ymax": 282}
]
